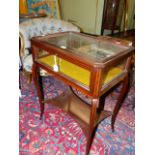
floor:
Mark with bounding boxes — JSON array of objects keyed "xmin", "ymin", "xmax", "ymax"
[{"xmin": 19, "ymin": 72, "xmax": 135, "ymax": 155}]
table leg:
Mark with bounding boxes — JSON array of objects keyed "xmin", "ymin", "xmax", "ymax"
[
  {"xmin": 85, "ymin": 98, "xmax": 99, "ymax": 155},
  {"xmin": 97, "ymin": 93, "xmax": 106, "ymax": 113},
  {"xmin": 32, "ymin": 63, "xmax": 44, "ymax": 119},
  {"xmin": 111, "ymin": 75, "xmax": 129, "ymax": 132}
]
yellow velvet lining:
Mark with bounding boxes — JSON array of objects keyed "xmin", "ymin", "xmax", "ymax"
[
  {"xmin": 103, "ymin": 67, "xmax": 123, "ymax": 84},
  {"xmin": 38, "ymin": 55, "xmax": 123, "ymax": 86}
]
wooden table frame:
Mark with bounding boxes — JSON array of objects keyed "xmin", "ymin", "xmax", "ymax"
[{"xmin": 31, "ymin": 32, "xmax": 134, "ymax": 154}]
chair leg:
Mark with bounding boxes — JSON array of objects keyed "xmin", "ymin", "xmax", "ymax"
[
  {"xmin": 24, "ymin": 71, "xmax": 32, "ymax": 85},
  {"xmin": 19, "ymin": 70, "xmax": 22, "ymax": 90},
  {"xmin": 111, "ymin": 75, "xmax": 129, "ymax": 132},
  {"xmin": 19, "ymin": 70, "xmax": 22, "ymax": 96}
]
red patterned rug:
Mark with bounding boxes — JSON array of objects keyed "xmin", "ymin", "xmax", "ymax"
[{"xmin": 19, "ymin": 72, "xmax": 135, "ymax": 155}]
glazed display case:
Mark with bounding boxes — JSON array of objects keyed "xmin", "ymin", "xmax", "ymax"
[{"xmin": 31, "ymin": 32, "xmax": 134, "ymax": 154}]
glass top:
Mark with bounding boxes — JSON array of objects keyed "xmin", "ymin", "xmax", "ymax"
[{"xmin": 42, "ymin": 32, "xmax": 129, "ymax": 62}]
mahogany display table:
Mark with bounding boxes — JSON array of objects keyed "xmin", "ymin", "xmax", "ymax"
[{"xmin": 31, "ymin": 32, "xmax": 134, "ymax": 154}]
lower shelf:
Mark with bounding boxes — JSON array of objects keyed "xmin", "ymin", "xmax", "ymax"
[{"xmin": 44, "ymin": 88, "xmax": 112, "ymax": 137}]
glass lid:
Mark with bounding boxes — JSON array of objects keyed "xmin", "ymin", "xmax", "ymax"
[{"xmin": 42, "ymin": 32, "xmax": 129, "ymax": 62}]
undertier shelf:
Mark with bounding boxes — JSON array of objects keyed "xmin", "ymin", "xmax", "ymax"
[{"xmin": 43, "ymin": 88, "xmax": 112, "ymax": 137}]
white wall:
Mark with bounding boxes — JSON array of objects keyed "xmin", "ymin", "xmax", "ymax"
[{"xmin": 60, "ymin": 0, "xmax": 135, "ymax": 35}]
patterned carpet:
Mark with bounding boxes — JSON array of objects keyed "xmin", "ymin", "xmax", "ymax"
[{"xmin": 19, "ymin": 72, "xmax": 135, "ymax": 155}]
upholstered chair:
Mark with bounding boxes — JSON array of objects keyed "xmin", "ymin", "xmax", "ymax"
[{"xmin": 19, "ymin": 17, "xmax": 80, "ymax": 84}]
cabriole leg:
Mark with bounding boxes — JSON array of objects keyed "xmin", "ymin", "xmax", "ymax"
[{"xmin": 32, "ymin": 63, "xmax": 44, "ymax": 119}]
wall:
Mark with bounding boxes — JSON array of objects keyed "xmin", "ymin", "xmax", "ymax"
[
  {"xmin": 60, "ymin": 0, "xmax": 135, "ymax": 35},
  {"xmin": 59, "ymin": 0, "xmax": 104, "ymax": 35}
]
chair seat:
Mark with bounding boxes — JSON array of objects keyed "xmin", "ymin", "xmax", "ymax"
[{"xmin": 23, "ymin": 54, "xmax": 33, "ymax": 72}]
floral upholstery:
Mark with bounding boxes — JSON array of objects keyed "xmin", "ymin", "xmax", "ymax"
[{"xmin": 19, "ymin": 17, "xmax": 80, "ymax": 72}]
